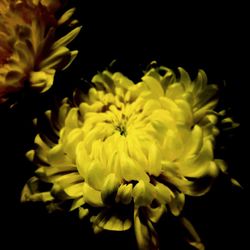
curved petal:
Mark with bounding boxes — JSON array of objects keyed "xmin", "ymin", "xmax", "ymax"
[
  {"xmin": 169, "ymin": 191, "xmax": 185, "ymax": 216},
  {"xmin": 21, "ymin": 176, "xmax": 54, "ymax": 202},
  {"xmin": 133, "ymin": 180, "xmax": 155, "ymax": 207},
  {"xmin": 142, "ymin": 75, "xmax": 164, "ymax": 97},
  {"xmin": 154, "ymin": 181, "xmax": 173, "ymax": 204},
  {"xmin": 83, "ymin": 183, "xmax": 104, "ymax": 207},
  {"xmin": 76, "ymin": 141, "xmax": 91, "ymax": 179},
  {"xmin": 115, "ymin": 183, "xmax": 133, "ymax": 205},
  {"xmin": 101, "ymin": 173, "xmax": 120, "ymax": 204},
  {"xmin": 181, "ymin": 217, "xmax": 205, "ymax": 250},
  {"xmin": 91, "ymin": 209, "xmax": 132, "ymax": 231},
  {"xmin": 120, "ymin": 154, "xmax": 149, "ymax": 182},
  {"xmin": 134, "ymin": 207, "xmax": 159, "ymax": 250},
  {"xmin": 145, "ymin": 205, "xmax": 166, "ymax": 223}
]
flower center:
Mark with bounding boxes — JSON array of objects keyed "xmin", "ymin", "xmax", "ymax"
[{"xmin": 115, "ymin": 123, "xmax": 127, "ymax": 136}]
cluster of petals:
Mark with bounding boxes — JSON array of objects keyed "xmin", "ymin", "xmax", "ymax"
[{"xmin": 22, "ymin": 65, "xmax": 225, "ymax": 249}]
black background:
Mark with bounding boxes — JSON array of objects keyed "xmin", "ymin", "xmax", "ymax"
[{"xmin": 1, "ymin": 1, "xmax": 249, "ymax": 249}]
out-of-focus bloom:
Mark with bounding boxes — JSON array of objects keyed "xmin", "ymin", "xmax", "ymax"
[
  {"xmin": 0, "ymin": 0, "xmax": 81, "ymax": 104},
  {"xmin": 22, "ymin": 64, "xmax": 236, "ymax": 250}
]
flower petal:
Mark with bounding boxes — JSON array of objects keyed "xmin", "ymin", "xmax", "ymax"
[
  {"xmin": 133, "ymin": 180, "xmax": 155, "ymax": 207},
  {"xmin": 58, "ymin": 8, "xmax": 76, "ymax": 25},
  {"xmin": 120, "ymin": 154, "xmax": 149, "ymax": 182},
  {"xmin": 52, "ymin": 26, "xmax": 82, "ymax": 50},
  {"xmin": 181, "ymin": 217, "xmax": 205, "ymax": 250},
  {"xmin": 134, "ymin": 207, "xmax": 159, "ymax": 250},
  {"xmin": 101, "ymin": 173, "xmax": 120, "ymax": 204},
  {"xmin": 83, "ymin": 183, "xmax": 104, "ymax": 207},
  {"xmin": 145, "ymin": 205, "xmax": 166, "ymax": 223},
  {"xmin": 29, "ymin": 69, "xmax": 55, "ymax": 92},
  {"xmin": 91, "ymin": 209, "xmax": 132, "ymax": 231},
  {"xmin": 115, "ymin": 183, "xmax": 133, "ymax": 204},
  {"xmin": 142, "ymin": 75, "xmax": 164, "ymax": 97},
  {"xmin": 21, "ymin": 176, "xmax": 54, "ymax": 202},
  {"xmin": 86, "ymin": 160, "xmax": 107, "ymax": 191},
  {"xmin": 147, "ymin": 143, "xmax": 162, "ymax": 176},
  {"xmin": 169, "ymin": 191, "xmax": 185, "ymax": 216}
]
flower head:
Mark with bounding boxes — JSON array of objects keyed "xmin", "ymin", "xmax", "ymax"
[
  {"xmin": 22, "ymin": 64, "xmax": 233, "ymax": 249},
  {"xmin": 0, "ymin": 0, "xmax": 81, "ymax": 103}
]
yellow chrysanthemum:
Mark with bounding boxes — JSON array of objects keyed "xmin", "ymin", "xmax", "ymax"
[
  {"xmin": 22, "ymin": 64, "xmax": 233, "ymax": 250},
  {"xmin": 0, "ymin": 0, "xmax": 81, "ymax": 103}
]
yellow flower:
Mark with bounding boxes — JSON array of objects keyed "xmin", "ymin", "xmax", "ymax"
[
  {"xmin": 22, "ymin": 64, "xmax": 233, "ymax": 249},
  {"xmin": 0, "ymin": 0, "xmax": 81, "ymax": 103}
]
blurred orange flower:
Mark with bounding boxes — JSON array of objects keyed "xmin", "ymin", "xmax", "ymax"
[{"xmin": 0, "ymin": 0, "xmax": 81, "ymax": 104}]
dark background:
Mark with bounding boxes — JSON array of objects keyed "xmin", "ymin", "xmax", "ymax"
[{"xmin": 1, "ymin": 1, "xmax": 249, "ymax": 249}]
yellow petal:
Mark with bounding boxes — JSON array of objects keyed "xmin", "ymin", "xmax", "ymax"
[
  {"xmin": 160, "ymin": 67, "xmax": 176, "ymax": 89},
  {"xmin": 58, "ymin": 8, "xmax": 76, "ymax": 25},
  {"xmin": 63, "ymin": 128, "xmax": 83, "ymax": 159},
  {"xmin": 51, "ymin": 173, "xmax": 84, "ymax": 198},
  {"xmin": 78, "ymin": 207, "xmax": 89, "ymax": 219},
  {"xmin": 126, "ymin": 136, "xmax": 148, "ymax": 169},
  {"xmin": 76, "ymin": 141, "xmax": 91, "ymax": 179},
  {"xmin": 62, "ymin": 50, "xmax": 79, "ymax": 70},
  {"xmin": 34, "ymin": 134, "xmax": 50, "ymax": 164},
  {"xmin": 115, "ymin": 183, "xmax": 133, "ymax": 204},
  {"xmin": 26, "ymin": 150, "xmax": 35, "ymax": 161},
  {"xmin": 181, "ymin": 217, "xmax": 204, "ymax": 250},
  {"xmin": 91, "ymin": 210, "xmax": 132, "ymax": 231},
  {"xmin": 165, "ymin": 83, "xmax": 185, "ymax": 99},
  {"xmin": 193, "ymin": 69, "xmax": 207, "ymax": 93},
  {"xmin": 142, "ymin": 99, "xmax": 161, "ymax": 117},
  {"xmin": 113, "ymin": 72, "xmax": 134, "ymax": 89},
  {"xmin": 30, "ymin": 69, "xmax": 56, "ymax": 93},
  {"xmin": 86, "ymin": 160, "xmax": 107, "ymax": 191},
  {"xmin": 134, "ymin": 207, "xmax": 159, "ymax": 250},
  {"xmin": 133, "ymin": 180, "xmax": 154, "ymax": 206},
  {"xmin": 147, "ymin": 143, "xmax": 162, "ymax": 176},
  {"xmin": 193, "ymin": 99, "xmax": 218, "ymax": 122},
  {"xmin": 120, "ymin": 154, "xmax": 149, "ymax": 182},
  {"xmin": 64, "ymin": 108, "xmax": 79, "ymax": 129},
  {"xmin": 92, "ymin": 71, "xmax": 114, "ymax": 92},
  {"xmin": 57, "ymin": 99, "xmax": 70, "ymax": 128},
  {"xmin": 169, "ymin": 191, "xmax": 185, "ymax": 216},
  {"xmin": 145, "ymin": 205, "xmax": 166, "ymax": 223},
  {"xmin": 195, "ymin": 84, "xmax": 218, "ymax": 109},
  {"xmin": 175, "ymin": 99, "xmax": 193, "ymax": 126},
  {"xmin": 52, "ymin": 26, "xmax": 82, "ymax": 49},
  {"xmin": 163, "ymin": 129, "xmax": 183, "ymax": 161},
  {"xmin": 21, "ymin": 177, "xmax": 52, "ymax": 202},
  {"xmin": 39, "ymin": 46, "xmax": 70, "ymax": 69},
  {"xmin": 182, "ymin": 125, "xmax": 203, "ymax": 158},
  {"xmin": 47, "ymin": 144, "xmax": 64, "ymax": 164},
  {"xmin": 142, "ymin": 75, "xmax": 164, "ymax": 97},
  {"xmin": 64, "ymin": 182, "xmax": 84, "ymax": 198},
  {"xmin": 35, "ymin": 164, "xmax": 76, "ymax": 182},
  {"xmin": 230, "ymin": 178, "xmax": 243, "ymax": 188},
  {"xmin": 70, "ymin": 197, "xmax": 85, "ymax": 211},
  {"xmin": 83, "ymin": 183, "xmax": 104, "ymax": 207},
  {"xmin": 101, "ymin": 173, "xmax": 120, "ymax": 204},
  {"xmin": 154, "ymin": 182, "xmax": 173, "ymax": 204},
  {"xmin": 178, "ymin": 67, "xmax": 192, "ymax": 90}
]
